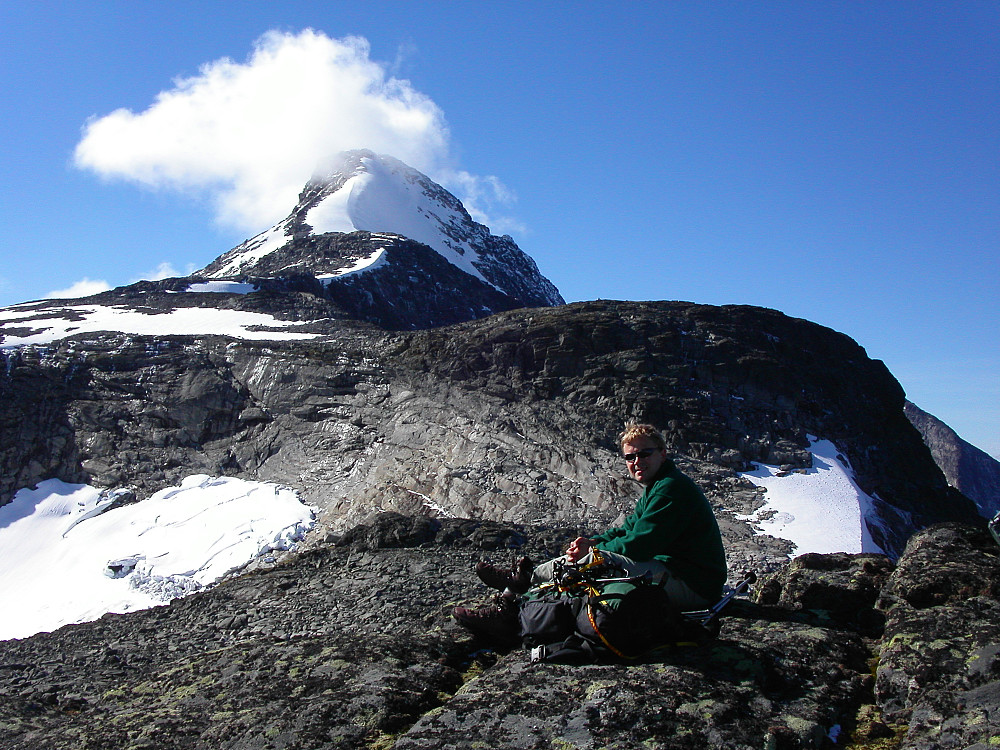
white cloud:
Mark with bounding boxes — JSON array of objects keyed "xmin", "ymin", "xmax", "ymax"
[
  {"xmin": 442, "ymin": 169, "xmax": 526, "ymax": 235},
  {"xmin": 388, "ymin": 39, "xmax": 420, "ymax": 79},
  {"xmin": 73, "ymin": 30, "xmax": 466, "ymax": 234},
  {"xmin": 46, "ymin": 278, "xmax": 111, "ymax": 299},
  {"xmin": 132, "ymin": 262, "xmax": 182, "ymax": 282}
]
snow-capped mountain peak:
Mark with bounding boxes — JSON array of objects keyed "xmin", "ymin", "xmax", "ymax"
[
  {"xmin": 302, "ymin": 152, "xmax": 489, "ymax": 283},
  {"xmin": 201, "ymin": 150, "xmax": 564, "ymax": 309}
]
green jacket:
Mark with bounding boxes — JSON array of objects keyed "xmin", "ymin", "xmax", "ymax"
[{"xmin": 591, "ymin": 459, "xmax": 728, "ymax": 602}]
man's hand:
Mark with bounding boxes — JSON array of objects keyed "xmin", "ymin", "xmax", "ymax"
[{"xmin": 565, "ymin": 537, "xmax": 593, "ymax": 563}]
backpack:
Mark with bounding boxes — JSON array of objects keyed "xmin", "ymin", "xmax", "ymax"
[
  {"xmin": 519, "ymin": 578, "xmax": 692, "ymax": 664},
  {"xmin": 519, "ymin": 563, "xmax": 758, "ymax": 665}
]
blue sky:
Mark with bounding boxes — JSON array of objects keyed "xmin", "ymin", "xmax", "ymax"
[{"xmin": 1, "ymin": 2, "xmax": 997, "ymax": 457}]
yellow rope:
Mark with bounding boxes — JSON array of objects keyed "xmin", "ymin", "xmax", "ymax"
[{"xmin": 586, "ymin": 599, "xmax": 630, "ymax": 660}]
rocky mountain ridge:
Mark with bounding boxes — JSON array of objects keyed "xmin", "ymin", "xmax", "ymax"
[
  {"xmin": 0, "ymin": 300, "xmax": 980, "ymax": 566},
  {"xmin": 905, "ymin": 401, "xmax": 1000, "ymax": 520}
]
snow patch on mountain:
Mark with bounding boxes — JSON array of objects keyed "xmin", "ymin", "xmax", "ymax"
[
  {"xmin": 738, "ymin": 437, "xmax": 884, "ymax": 555},
  {"xmin": 303, "ymin": 171, "xmax": 362, "ymax": 233},
  {"xmin": 0, "ymin": 304, "xmax": 320, "ymax": 348},
  {"xmin": 0, "ymin": 476, "xmax": 314, "ymax": 641},
  {"xmin": 209, "ymin": 218, "xmax": 294, "ymax": 278},
  {"xmin": 317, "ymin": 246, "xmax": 388, "ymax": 282}
]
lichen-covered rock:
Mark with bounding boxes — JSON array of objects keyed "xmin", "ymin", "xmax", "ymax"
[
  {"xmin": 399, "ymin": 609, "xmax": 872, "ymax": 750},
  {"xmin": 0, "ymin": 538, "xmax": 486, "ymax": 750},
  {"xmin": 1, "ymin": 517, "xmax": 995, "ymax": 749},
  {"xmin": 875, "ymin": 523, "xmax": 1000, "ymax": 749},
  {"xmin": 754, "ymin": 551, "xmax": 895, "ymax": 634},
  {"xmin": 877, "ymin": 522, "xmax": 1000, "ymax": 610}
]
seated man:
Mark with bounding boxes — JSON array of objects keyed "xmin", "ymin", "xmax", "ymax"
[{"xmin": 454, "ymin": 423, "xmax": 728, "ymax": 642}]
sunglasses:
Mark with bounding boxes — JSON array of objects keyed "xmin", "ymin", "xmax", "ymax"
[{"xmin": 623, "ymin": 448, "xmax": 657, "ymax": 463}]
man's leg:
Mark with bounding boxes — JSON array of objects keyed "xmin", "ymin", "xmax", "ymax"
[
  {"xmin": 529, "ymin": 549, "xmax": 651, "ymax": 586},
  {"xmin": 530, "ymin": 550, "xmax": 710, "ymax": 611},
  {"xmin": 452, "ymin": 592, "xmax": 521, "ymax": 645},
  {"xmin": 657, "ymin": 572, "xmax": 712, "ymax": 612},
  {"xmin": 527, "ymin": 555, "xmax": 571, "ymax": 587}
]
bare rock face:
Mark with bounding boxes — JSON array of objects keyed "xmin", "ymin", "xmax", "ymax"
[
  {"xmin": 387, "ymin": 300, "xmax": 980, "ymax": 556},
  {"xmin": 0, "ymin": 515, "xmax": 996, "ymax": 749}
]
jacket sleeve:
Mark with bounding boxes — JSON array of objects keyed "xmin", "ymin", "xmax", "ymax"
[
  {"xmin": 590, "ymin": 516, "xmax": 632, "ymax": 545},
  {"xmin": 591, "ymin": 478, "xmax": 691, "ymax": 562}
]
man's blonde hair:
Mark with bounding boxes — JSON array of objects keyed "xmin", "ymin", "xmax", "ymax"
[{"xmin": 618, "ymin": 423, "xmax": 667, "ymax": 451}]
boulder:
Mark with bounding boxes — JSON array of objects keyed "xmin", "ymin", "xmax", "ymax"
[{"xmin": 875, "ymin": 523, "xmax": 1000, "ymax": 749}]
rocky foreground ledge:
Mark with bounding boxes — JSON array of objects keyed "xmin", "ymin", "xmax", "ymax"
[{"xmin": 0, "ymin": 516, "xmax": 998, "ymax": 749}]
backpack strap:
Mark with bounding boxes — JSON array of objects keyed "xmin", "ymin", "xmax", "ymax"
[{"xmin": 585, "ymin": 596, "xmax": 631, "ymax": 660}]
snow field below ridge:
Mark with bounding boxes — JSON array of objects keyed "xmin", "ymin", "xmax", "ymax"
[
  {"xmin": 738, "ymin": 437, "xmax": 883, "ymax": 555},
  {"xmin": 0, "ymin": 475, "xmax": 314, "ymax": 641}
]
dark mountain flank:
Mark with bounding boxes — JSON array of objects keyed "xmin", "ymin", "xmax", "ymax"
[{"xmin": 906, "ymin": 400, "xmax": 1000, "ymax": 519}]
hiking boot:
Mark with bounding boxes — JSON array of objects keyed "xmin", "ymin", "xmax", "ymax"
[
  {"xmin": 453, "ymin": 593, "xmax": 521, "ymax": 645},
  {"xmin": 475, "ymin": 556, "xmax": 534, "ymax": 594}
]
